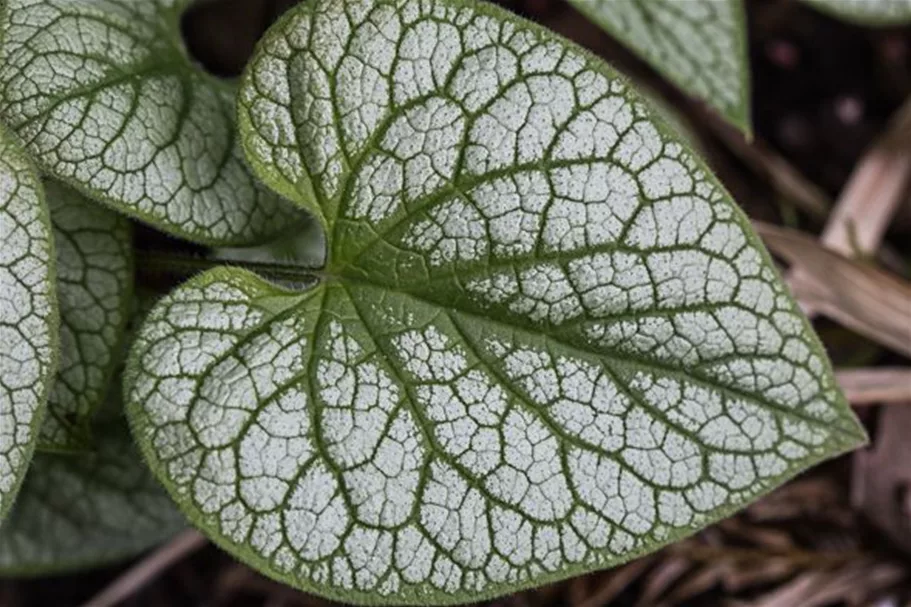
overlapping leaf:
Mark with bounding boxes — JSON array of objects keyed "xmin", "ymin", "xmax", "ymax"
[
  {"xmin": 567, "ymin": 0, "xmax": 750, "ymax": 133},
  {"xmin": 803, "ymin": 0, "xmax": 911, "ymax": 24},
  {"xmin": 213, "ymin": 210, "xmax": 327, "ymax": 276},
  {"xmin": 0, "ymin": 125, "xmax": 56, "ymax": 520},
  {"xmin": 0, "ymin": 0, "xmax": 294, "ymax": 245},
  {"xmin": 0, "ymin": 419, "xmax": 186, "ymax": 574},
  {"xmin": 40, "ymin": 182, "xmax": 132, "ymax": 452},
  {"xmin": 127, "ymin": 1, "xmax": 864, "ymax": 604}
]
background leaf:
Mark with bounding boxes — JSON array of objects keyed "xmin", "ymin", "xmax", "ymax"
[
  {"xmin": 0, "ymin": 418, "xmax": 186, "ymax": 575},
  {"xmin": 0, "ymin": 0, "xmax": 295, "ymax": 245},
  {"xmin": 0, "ymin": 125, "xmax": 56, "ymax": 521},
  {"xmin": 128, "ymin": 0, "xmax": 864, "ymax": 604},
  {"xmin": 802, "ymin": 0, "xmax": 911, "ymax": 25},
  {"xmin": 567, "ymin": 0, "xmax": 751, "ymax": 133},
  {"xmin": 39, "ymin": 181, "xmax": 133, "ymax": 452}
]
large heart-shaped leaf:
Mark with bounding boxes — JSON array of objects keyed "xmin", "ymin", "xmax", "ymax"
[
  {"xmin": 567, "ymin": 0, "xmax": 750, "ymax": 133},
  {"xmin": 0, "ymin": 418, "xmax": 186, "ymax": 574},
  {"xmin": 126, "ymin": 1, "xmax": 865, "ymax": 604},
  {"xmin": 0, "ymin": 125, "xmax": 56, "ymax": 520},
  {"xmin": 0, "ymin": 0, "xmax": 294, "ymax": 245},
  {"xmin": 803, "ymin": 0, "xmax": 911, "ymax": 24},
  {"xmin": 40, "ymin": 181, "xmax": 132, "ymax": 452}
]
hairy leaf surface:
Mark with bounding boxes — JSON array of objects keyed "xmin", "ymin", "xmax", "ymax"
[
  {"xmin": 567, "ymin": 0, "xmax": 750, "ymax": 133},
  {"xmin": 0, "ymin": 0, "xmax": 294, "ymax": 245},
  {"xmin": 0, "ymin": 125, "xmax": 56, "ymax": 520},
  {"xmin": 803, "ymin": 0, "xmax": 911, "ymax": 24},
  {"xmin": 0, "ymin": 420, "xmax": 186, "ymax": 574},
  {"xmin": 40, "ymin": 182, "xmax": 132, "ymax": 452},
  {"xmin": 127, "ymin": 1, "xmax": 865, "ymax": 604}
]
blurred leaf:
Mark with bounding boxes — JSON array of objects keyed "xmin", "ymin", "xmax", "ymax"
[
  {"xmin": 568, "ymin": 0, "xmax": 751, "ymax": 133},
  {"xmin": 803, "ymin": 0, "xmax": 911, "ymax": 25},
  {"xmin": 576, "ymin": 557, "xmax": 656, "ymax": 607},
  {"xmin": 748, "ymin": 561, "xmax": 905, "ymax": 607},
  {"xmin": 0, "ymin": 419, "xmax": 186, "ymax": 575},
  {"xmin": 789, "ymin": 98, "xmax": 911, "ymax": 323},
  {"xmin": 634, "ymin": 557, "xmax": 691, "ymax": 607}
]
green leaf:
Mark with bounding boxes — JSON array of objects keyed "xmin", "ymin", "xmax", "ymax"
[
  {"xmin": 127, "ymin": 1, "xmax": 864, "ymax": 604},
  {"xmin": 567, "ymin": 0, "xmax": 751, "ymax": 133},
  {"xmin": 213, "ymin": 210, "xmax": 327, "ymax": 273},
  {"xmin": 0, "ymin": 124, "xmax": 56, "ymax": 520},
  {"xmin": 40, "ymin": 181, "xmax": 133, "ymax": 453},
  {"xmin": 0, "ymin": 418, "xmax": 186, "ymax": 575},
  {"xmin": 802, "ymin": 0, "xmax": 911, "ymax": 24},
  {"xmin": 0, "ymin": 0, "xmax": 294, "ymax": 245}
]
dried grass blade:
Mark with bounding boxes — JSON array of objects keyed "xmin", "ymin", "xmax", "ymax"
[
  {"xmin": 836, "ymin": 368, "xmax": 911, "ymax": 405},
  {"xmin": 757, "ymin": 221, "xmax": 911, "ymax": 358}
]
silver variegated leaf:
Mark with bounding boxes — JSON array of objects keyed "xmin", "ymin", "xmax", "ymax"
[
  {"xmin": 0, "ymin": 125, "xmax": 56, "ymax": 520},
  {"xmin": 126, "ymin": 1, "xmax": 865, "ymax": 604},
  {"xmin": 40, "ymin": 181, "xmax": 132, "ymax": 452},
  {"xmin": 0, "ymin": 0, "xmax": 294, "ymax": 245}
]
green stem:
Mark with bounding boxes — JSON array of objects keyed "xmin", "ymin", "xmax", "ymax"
[{"xmin": 136, "ymin": 248, "xmax": 322, "ymax": 288}]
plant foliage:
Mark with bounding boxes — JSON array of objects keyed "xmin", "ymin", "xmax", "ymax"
[
  {"xmin": 124, "ymin": 1, "xmax": 864, "ymax": 603},
  {"xmin": 567, "ymin": 0, "xmax": 750, "ymax": 133},
  {"xmin": 0, "ymin": 125, "xmax": 56, "ymax": 519},
  {"xmin": 802, "ymin": 0, "xmax": 911, "ymax": 24},
  {"xmin": 0, "ymin": 0, "xmax": 294, "ymax": 245},
  {"xmin": 0, "ymin": 0, "xmax": 874, "ymax": 602}
]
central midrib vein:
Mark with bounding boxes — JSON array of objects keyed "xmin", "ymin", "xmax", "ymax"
[{"xmin": 136, "ymin": 245, "xmax": 861, "ymax": 441}]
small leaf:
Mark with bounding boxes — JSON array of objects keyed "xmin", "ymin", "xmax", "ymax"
[
  {"xmin": 0, "ymin": 124, "xmax": 56, "ymax": 520},
  {"xmin": 0, "ymin": 419, "xmax": 186, "ymax": 575},
  {"xmin": 39, "ymin": 181, "xmax": 133, "ymax": 452},
  {"xmin": 0, "ymin": 0, "xmax": 294, "ymax": 245},
  {"xmin": 128, "ymin": 1, "xmax": 864, "ymax": 604},
  {"xmin": 802, "ymin": 0, "xmax": 911, "ymax": 25},
  {"xmin": 567, "ymin": 0, "xmax": 751, "ymax": 133}
]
